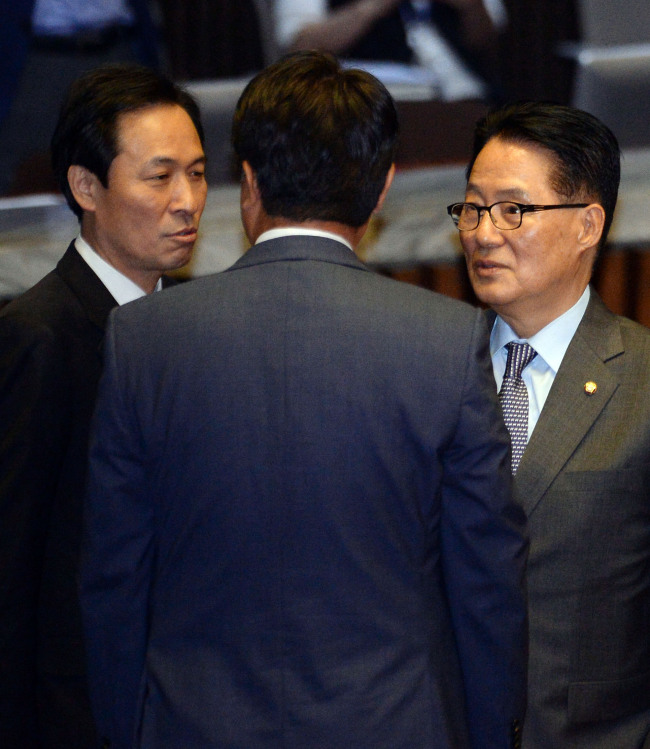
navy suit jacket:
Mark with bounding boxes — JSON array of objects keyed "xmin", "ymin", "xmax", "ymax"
[{"xmin": 81, "ymin": 236, "xmax": 528, "ymax": 749}]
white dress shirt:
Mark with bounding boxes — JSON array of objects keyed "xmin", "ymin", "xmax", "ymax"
[
  {"xmin": 75, "ymin": 236, "xmax": 161, "ymax": 306},
  {"xmin": 490, "ymin": 285, "xmax": 591, "ymax": 440},
  {"xmin": 255, "ymin": 227, "xmax": 354, "ymax": 252}
]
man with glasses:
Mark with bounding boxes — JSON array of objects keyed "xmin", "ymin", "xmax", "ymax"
[{"xmin": 449, "ymin": 101, "xmax": 650, "ymax": 748}]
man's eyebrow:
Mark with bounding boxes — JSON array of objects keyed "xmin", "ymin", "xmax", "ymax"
[
  {"xmin": 466, "ymin": 182, "xmax": 529, "ymax": 201},
  {"xmin": 147, "ymin": 155, "xmax": 207, "ymax": 167}
]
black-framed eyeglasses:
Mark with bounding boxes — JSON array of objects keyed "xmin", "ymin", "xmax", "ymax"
[{"xmin": 446, "ymin": 201, "xmax": 589, "ymax": 231}]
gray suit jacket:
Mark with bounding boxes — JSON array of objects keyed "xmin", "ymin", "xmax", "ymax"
[
  {"xmin": 81, "ymin": 236, "xmax": 528, "ymax": 749},
  {"xmin": 514, "ymin": 290, "xmax": 650, "ymax": 749}
]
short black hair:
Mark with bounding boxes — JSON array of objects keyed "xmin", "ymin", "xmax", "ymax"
[
  {"xmin": 51, "ymin": 63, "xmax": 205, "ymax": 220},
  {"xmin": 467, "ymin": 102, "xmax": 620, "ymax": 248},
  {"xmin": 231, "ymin": 51, "xmax": 399, "ymax": 228}
]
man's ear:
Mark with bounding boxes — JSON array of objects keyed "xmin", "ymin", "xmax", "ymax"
[
  {"xmin": 240, "ymin": 160, "xmax": 261, "ymax": 212},
  {"xmin": 373, "ymin": 163, "xmax": 395, "ymax": 214},
  {"xmin": 577, "ymin": 203, "xmax": 606, "ymax": 252},
  {"xmin": 67, "ymin": 165, "xmax": 100, "ymax": 213}
]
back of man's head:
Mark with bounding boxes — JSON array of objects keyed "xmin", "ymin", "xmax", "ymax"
[
  {"xmin": 232, "ymin": 51, "xmax": 399, "ymax": 228},
  {"xmin": 467, "ymin": 101, "xmax": 621, "ymax": 248},
  {"xmin": 51, "ymin": 63, "xmax": 205, "ymax": 220}
]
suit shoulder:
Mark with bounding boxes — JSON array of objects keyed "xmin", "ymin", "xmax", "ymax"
[
  {"xmin": 367, "ymin": 270, "xmax": 481, "ymax": 320},
  {"xmin": 0, "ymin": 269, "xmax": 92, "ymax": 357},
  {"xmin": 602, "ymin": 311, "xmax": 650, "ymax": 363},
  {"xmin": 1, "ymin": 268, "xmax": 79, "ymax": 325},
  {"xmin": 617, "ymin": 314, "xmax": 650, "ymax": 346},
  {"xmin": 617, "ymin": 317, "xmax": 650, "ymax": 380},
  {"xmin": 110, "ymin": 267, "xmax": 486, "ymax": 347}
]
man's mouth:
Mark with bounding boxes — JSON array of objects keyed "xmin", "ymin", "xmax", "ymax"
[
  {"xmin": 170, "ymin": 227, "xmax": 198, "ymax": 240},
  {"xmin": 473, "ymin": 258, "xmax": 507, "ymax": 274}
]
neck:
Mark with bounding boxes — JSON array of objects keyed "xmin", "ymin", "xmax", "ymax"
[
  {"xmin": 250, "ymin": 217, "xmax": 368, "ymax": 250},
  {"xmin": 497, "ymin": 286, "xmax": 590, "ymax": 339},
  {"xmin": 80, "ymin": 223, "xmax": 160, "ymax": 294}
]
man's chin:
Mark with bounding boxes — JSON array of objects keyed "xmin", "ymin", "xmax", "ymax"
[
  {"xmin": 470, "ymin": 276, "xmax": 510, "ymax": 310},
  {"xmin": 163, "ymin": 246, "xmax": 196, "ymax": 271}
]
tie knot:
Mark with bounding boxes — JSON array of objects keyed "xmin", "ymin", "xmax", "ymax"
[{"xmin": 504, "ymin": 341, "xmax": 537, "ymax": 380}]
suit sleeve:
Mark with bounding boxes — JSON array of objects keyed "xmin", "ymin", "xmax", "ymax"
[
  {"xmin": 440, "ymin": 309, "xmax": 528, "ymax": 749},
  {"xmin": 0, "ymin": 315, "xmax": 71, "ymax": 744},
  {"xmin": 80, "ymin": 312, "xmax": 154, "ymax": 749}
]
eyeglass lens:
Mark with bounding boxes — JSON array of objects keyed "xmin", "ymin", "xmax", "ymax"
[{"xmin": 453, "ymin": 203, "xmax": 522, "ymax": 230}]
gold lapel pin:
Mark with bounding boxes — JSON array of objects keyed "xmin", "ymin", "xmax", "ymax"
[{"xmin": 584, "ymin": 381, "xmax": 597, "ymax": 395}]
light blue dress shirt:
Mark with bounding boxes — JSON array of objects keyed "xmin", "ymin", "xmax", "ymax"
[{"xmin": 490, "ymin": 285, "xmax": 591, "ymax": 440}]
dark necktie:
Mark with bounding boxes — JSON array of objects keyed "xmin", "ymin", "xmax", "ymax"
[{"xmin": 499, "ymin": 342, "xmax": 537, "ymax": 474}]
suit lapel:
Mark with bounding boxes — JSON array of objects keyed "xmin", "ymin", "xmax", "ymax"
[
  {"xmin": 515, "ymin": 291, "xmax": 624, "ymax": 516},
  {"xmin": 56, "ymin": 242, "xmax": 119, "ymax": 362},
  {"xmin": 56, "ymin": 242, "xmax": 118, "ymax": 332}
]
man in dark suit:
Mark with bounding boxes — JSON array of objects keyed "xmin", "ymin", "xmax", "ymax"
[
  {"xmin": 451, "ymin": 101, "xmax": 650, "ymax": 748},
  {"xmin": 0, "ymin": 64, "xmax": 207, "ymax": 748},
  {"xmin": 80, "ymin": 51, "xmax": 527, "ymax": 749}
]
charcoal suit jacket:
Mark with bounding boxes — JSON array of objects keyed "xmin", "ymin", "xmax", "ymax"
[
  {"xmin": 0, "ymin": 243, "xmax": 174, "ymax": 748},
  {"xmin": 81, "ymin": 235, "xmax": 528, "ymax": 749},
  {"xmin": 511, "ymin": 290, "xmax": 650, "ymax": 749}
]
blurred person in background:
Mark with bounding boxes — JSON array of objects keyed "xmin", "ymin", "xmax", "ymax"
[
  {"xmin": 0, "ymin": 0, "xmax": 161, "ymax": 195},
  {"xmin": 275, "ymin": 0, "xmax": 508, "ymax": 101}
]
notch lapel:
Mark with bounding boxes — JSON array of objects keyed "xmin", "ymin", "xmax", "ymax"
[
  {"xmin": 57, "ymin": 243, "xmax": 118, "ymax": 332},
  {"xmin": 515, "ymin": 292, "xmax": 624, "ymax": 516}
]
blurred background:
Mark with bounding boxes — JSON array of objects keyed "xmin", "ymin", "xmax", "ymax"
[{"xmin": 1, "ymin": 0, "xmax": 649, "ymax": 323}]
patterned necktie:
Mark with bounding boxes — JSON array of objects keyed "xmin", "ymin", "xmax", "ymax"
[{"xmin": 499, "ymin": 342, "xmax": 537, "ymax": 475}]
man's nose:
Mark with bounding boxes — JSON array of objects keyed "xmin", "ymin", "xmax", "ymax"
[
  {"xmin": 172, "ymin": 175, "xmax": 203, "ymax": 214},
  {"xmin": 475, "ymin": 207, "xmax": 503, "ymax": 245}
]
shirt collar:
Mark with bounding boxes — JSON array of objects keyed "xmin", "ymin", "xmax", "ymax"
[
  {"xmin": 255, "ymin": 227, "xmax": 354, "ymax": 252},
  {"xmin": 75, "ymin": 235, "xmax": 162, "ymax": 305},
  {"xmin": 491, "ymin": 285, "xmax": 591, "ymax": 374}
]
